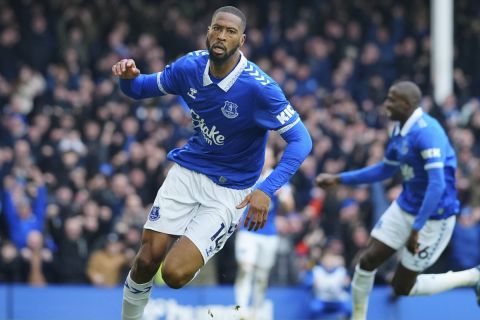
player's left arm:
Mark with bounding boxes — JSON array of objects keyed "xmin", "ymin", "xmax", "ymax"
[
  {"xmin": 239, "ymin": 82, "xmax": 312, "ymax": 231},
  {"xmin": 407, "ymin": 128, "xmax": 447, "ymax": 254},
  {"xmin": 257, "ymin": 121, "xmax": 312, "ymax": 197}
]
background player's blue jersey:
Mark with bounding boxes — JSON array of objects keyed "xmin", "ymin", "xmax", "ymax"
[
  {"xmin": 240, "ymin": 170, "xmax": 288, "ymax": 236},
  {"xmin": 155, "ymin": 50, "xmax": 300, "ymax": 189},
  {"xmin": 384, "ymin": 108, "xmax": 459, "ymax": 220}
]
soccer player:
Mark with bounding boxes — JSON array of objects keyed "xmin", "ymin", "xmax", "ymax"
[
  {"xmin": 234, "ymin": 146, "xmax": 294, "ymax": 319},
  {"xmin": 112, "ymin": 6, "xmax": 312, "ymax": 320},
  {"xmin": 315, "ymin": 81, "xmax": 480, "ymax": 320}
]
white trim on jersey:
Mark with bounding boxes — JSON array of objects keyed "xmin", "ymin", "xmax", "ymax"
[
  {"xmin": 202, "ymin": 52, "xmax": 248, "ymax": 92},
  {"xmin": 156, "ymin": 72, "xmax": 168, "ymax": 94},
  {"xmin": 383, "ymin": 157, "xmax": 400, "ymax": 166},
  {"xmin": 276, "ymin": 117, "xmax": 300, "ymax": 134},
  {"xmin": 424, "ymin": 162, "xmax": 444, "ymax": 170},
  {"xmin": 401, "ymin": 108, "xmax": 424, "ymax": 136}
]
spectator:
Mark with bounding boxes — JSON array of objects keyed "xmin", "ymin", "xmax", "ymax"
[
  {"xmin": 2, "ymin": 167, "xmax": 47, "ymax": 249},
  {"xmin": 87, "ymin": 233, "xmax": 132, "ymax": 287}
]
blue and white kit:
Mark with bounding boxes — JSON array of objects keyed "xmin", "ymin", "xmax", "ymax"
[{"xmin": 120, "ymin": 51, "xmax": 312, "ymax": 262}]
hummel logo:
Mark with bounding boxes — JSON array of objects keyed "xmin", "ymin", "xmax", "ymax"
[
  {"xmin": 124, "ymin": 281, "xmax": 152, "ymax": 294},
  {"xmin": 188, "ymin": 88, "xmax": 197, "ymax": 99}
]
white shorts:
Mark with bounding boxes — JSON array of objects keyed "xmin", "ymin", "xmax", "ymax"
[
  {"xmin": 371, "ymin": 201, "xmax": 456, "ymax": 272},
  {"xmin": 235, "ymin": 230, "xmax": 279, "ymax": 270},
  {"xmin": 144, "ymin": 164, "xmax": 251, "ymax": 264}
]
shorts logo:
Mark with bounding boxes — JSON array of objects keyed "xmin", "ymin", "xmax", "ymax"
[
  {"xmin": 221, "ymin": 101, "xmax": 239, "ymax": 119},
  {"xmin": 149, "ymin": 206, "xmax": 160, "ymax": 221},
  {"xmin": 205, "ymin": 246, "xmax": 215, "ymax": 257}
]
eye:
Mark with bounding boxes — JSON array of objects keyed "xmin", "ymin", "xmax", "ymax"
[
  {"xmin": 212, "ymin": 25, "xmax": 220, "ymax": 31},
  {"xmin": 227, "ymin": 28, "xmax": 237, "ymax": 34}
]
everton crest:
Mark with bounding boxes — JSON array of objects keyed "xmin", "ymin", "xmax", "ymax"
[
  {"xmin": 149, "ymin": 206, "xmax": 160, "ymax": 221},
  {"xmin": 221, "ymin": 101, "xmax": 239, "ymax": 119}
]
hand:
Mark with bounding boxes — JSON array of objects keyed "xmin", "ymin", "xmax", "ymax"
[
  {"xmin": 236, "ymin": 189, "xmax": 271, "ymax": 231},
  {"xmin": 406, "ymin": 230, "xmax": 419, "ymax": 254},
  {"xmin": 111, "ymin": 59, "xmax": 140, "ymax": 79},
  {"xmin": 315, "ymin": 173, "xmax": 340, "ymax": 188}
]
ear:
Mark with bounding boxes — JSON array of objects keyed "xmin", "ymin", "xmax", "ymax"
[{"xmin": 240, "ymin": 33, "xmax": 246, "ymax": 46}]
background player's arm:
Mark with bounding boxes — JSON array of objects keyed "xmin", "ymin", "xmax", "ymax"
[{"xmin": 316, "ymin": 161, "xmax": 398, "ymax": 188}]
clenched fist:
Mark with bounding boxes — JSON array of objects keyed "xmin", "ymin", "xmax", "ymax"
[
  {"xmin": 112, "ymin": 59, "xmax": 140, "ymax": 79},
  {"xmin": 315, "ymin": 173, "xmax": 340, "ymax": 188}
]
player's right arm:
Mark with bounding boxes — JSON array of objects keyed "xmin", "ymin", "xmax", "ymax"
[
  {"xmin": 112, "ymin": 57, "xmax": 183, "ymax": 100},
  {"xmin": 316, "ymin": 161, "xmax": 399, "ymax": 188}
]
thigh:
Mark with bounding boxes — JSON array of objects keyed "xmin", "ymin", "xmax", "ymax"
[
  {"xmin": 144, "ymin": 164, "xmax": 201, "ymax": 235},
  {"xmin": 132, "ymin": 229, "xmax": 178, "ymax": 282},
  {"xmin": 370, "ymin": 201, "xmax": 411, "ymax": 250},
  {"xmin": 162, "ymin": 235, "xmax": 204, "ymax": 277},
  {"xmin": 360, "ymin": 237, "xmax": 397, "ymax": 270},
  {"xmin": 185, "ymin": 174, "xmax": 250, "ymax": 265},
  {"xmin": 400, "ymin": 215, "xmax": 456, "ymax": 272}
]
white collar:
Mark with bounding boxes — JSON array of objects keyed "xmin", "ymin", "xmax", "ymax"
[
  {"xmin": 202, "ymin": 52, "xmax": 247, "ymax": 92},
  {"xmin": 400, "ymin": 107, "xmax": 423, "ymax": 136}
]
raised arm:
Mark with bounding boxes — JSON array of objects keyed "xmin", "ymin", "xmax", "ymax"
[{"xmin": 112, "ymin": 59, "xmax": 164, "ymax": 100}]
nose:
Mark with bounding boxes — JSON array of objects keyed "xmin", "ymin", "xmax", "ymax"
[{"xmin": 217, "ymin": 29, "xmax": 227, "ymax": 40}]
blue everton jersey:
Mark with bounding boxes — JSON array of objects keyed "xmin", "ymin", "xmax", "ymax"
[
  {"xmin": 384, "ymin": 108, "xmax": 459, "ymax": 219},
  {"xmin": 156, "ymin": 51, "xmax": 300, "ymax": 189}
]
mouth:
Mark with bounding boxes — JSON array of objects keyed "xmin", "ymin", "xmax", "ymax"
[{"xmin": 211, "ymin": 44, "xmax": 226, "ymax": 54}]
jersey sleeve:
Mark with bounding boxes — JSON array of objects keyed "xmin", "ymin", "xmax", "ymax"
[
  {"xmin": 157, "ymin": 55, "xmax": 192, "ymax": 96},
  {"xmin": 415, "ymin": 127, "xmax": 447, "ymax": 170},
  {"xmin": 253, "ymin": 81, "xmax": 300, "ymax": 134},
  {"xmin": 119, "ymin": 55, "xmax": 190, "ymax": 99}
]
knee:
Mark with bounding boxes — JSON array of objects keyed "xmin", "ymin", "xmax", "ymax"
[
  {"xmin": 134, "ymin": 244, "xmax": 162, "ymax": 275},
  {"xmin": 359, "ymin": 251, "xmax": 381, "ymax": 271},
  {"xmin": 161, "ymin": 264, "xmax": 192, "ymax": 289}
]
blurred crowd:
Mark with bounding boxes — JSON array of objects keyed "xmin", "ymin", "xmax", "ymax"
[{"xmin": 1, "ymin": 0, "xmax": 480, "ymax": 291}]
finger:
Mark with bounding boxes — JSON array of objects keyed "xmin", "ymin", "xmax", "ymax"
[
  {"xmin": 249, "ymin": 218, "xmax": 258, "ymax": 231},
  {"xmin": 248, "ymin": 213, "xmax": 258, "ymax": 231},
  {"xmin": 243, "ymin": 210, "xmax": 252, "ymax": 228},
  {"xmin": 121, "ymin": 60, "xmax": 127, "ymax": 72},
  {"xmin": 116, "ymin": 63, "xmax": 123, "ymax": 76},
  {"xmin": 236, "ymin": 195, "xmax": 250, "ymax": 209},
  {"xmin": 259, "ymin": 214, "xmax": 267, "ymax": 229}
]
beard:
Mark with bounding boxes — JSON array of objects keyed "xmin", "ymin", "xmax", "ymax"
[{"xmin": 206, "ymin": 38, "xmax": 240, "ymax": 63}]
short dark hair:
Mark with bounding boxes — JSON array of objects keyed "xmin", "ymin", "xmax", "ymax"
[{"xmin": 212, "ymin": 6, "xmax": 246, "ymax": 32}]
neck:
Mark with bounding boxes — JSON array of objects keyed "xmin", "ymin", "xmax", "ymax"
[
  {"xmin": 399, "ymin": 108, "xmax": 416, "ymax": 126},
  {"xmin": 209, "ymin": 51, "xmax": 241, "ymax": 78}
]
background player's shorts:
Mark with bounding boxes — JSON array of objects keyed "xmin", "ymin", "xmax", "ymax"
[
  {"xmin": 371, "ymin": 201, "xmax": 456, "ymax": 272},
  {"xmin": 235, "ymin": 230, "xmax": 279, "ymax": 269},
  {"xmin": 144, "ymin": 164, "xmax": 250, "ymax": 264}
]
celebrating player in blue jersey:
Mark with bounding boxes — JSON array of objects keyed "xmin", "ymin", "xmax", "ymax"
[
  {"xmin": 316, "ymin": 81, "xmax": 480, "ymax": 320},
  {"xmin": 234, "ymin": 146, "xmax": 295, "ymax": 319},
  {"xmin": 112, "ymin": 6, "xmax": 312, "ymax": 320}
]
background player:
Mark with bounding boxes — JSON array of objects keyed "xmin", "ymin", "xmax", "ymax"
[
  {"xmin": 112, "ymin": 6, "xmax": 312, "ymax": 320},
  {"xmin": 316, "ymin": 81, "xmax": 480, "ymax": 320},
  {"xmin": 234, "ymin": 146, "xmax": 295, "ymax": 319}
]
